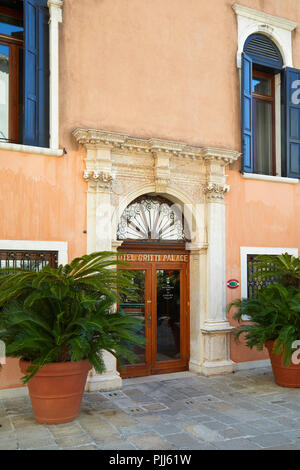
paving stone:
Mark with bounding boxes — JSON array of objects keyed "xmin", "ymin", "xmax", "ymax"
[
  {"xmin": 48, "ymin": 422, "xmax": 84, "ymax": 438},
  {"xmin": 119, "ymin": 423, "xmax": 151, "ymax": 436},
  {"xmin": 96, "ymin": 437, "xmax": 137, "ymax": 450},
  {"xmin": 213, "ymin": 438, "xmax": 262, "ymax": 450},
  {"xmin": 0, "ymin": 417, "xmax": 13, "ymax": 433},
  {"xmin": 164, "ymin": 432, "xmax": 204, "ymax": 449},
  {"xmin": 123, "ymin": 389, "xmax": 144, "ymax": 397},
  {"xmin": 198, "ymin": 420, "xmax": 229, "ymax": 433},
  {"xmin": 129, "ymin": 432, "xmax": 175, "ymax": 450},
  {"xmin": 0, "ymin": 437, "xmax": 18, "ymax": 450},
  {"xmin": 180, "ymin": 442, "xmax": 218, "ymax": 450},
  {"xmin": 16, "ymin": 427, "xmax": 52, "ymax": 442},
  {"xmin": 11, "ymin": 414, "xmax": 42, "ymax": 429},
  {"xmin": 184, "ymin": 424, "xmax": 224, "ymax": 442},
  {"xmin": 137, "ymin": 415, "xmax": 167, "ymax": 426},
  {"xmin": 246, "ymin": 418, "xmax": 286, "ymax": 433},
  {"xmin": 69, "ymin": 445, "xmax": 98, "ymax": 450},
  {"xmin": 99, "ymin": 409, "xmax": 138, "ymax": 427},
  {"xmin": 142, "ymin": 403, "xmax": 168, "ymax": 412},
  {"xmin": 32, "ymin": 445, "xmax": 60, "ymax": 450},
  {"xmin": 81, "ymin": 421, "xmax": 120, "ymax": 440},
  {"xmin": 18, "ymin": 437, "xmax": 56, "ymax": 449},
  {"xmin": 4, "ymin": 366, "xmax": 300, "ymax": 450},
  {"xmin": 151, "ymin": 423, "xmax": 181, "ymax": 436},
  {"xmin": 55, "ymin": 433, "xmax": 93, "ymax": 448},
  {"xmin": 249, "ymin": 432, "xmax": 294, "ymax": 448},
  {"xmin": 264, "ymin": 444, "xmax": 300, "ymax": 450}
]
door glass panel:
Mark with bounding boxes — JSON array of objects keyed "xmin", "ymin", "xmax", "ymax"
[
  {"xmin": 156, "ymin": 270, "xmax": 180, "ymax": 361},
  {"xmin": 0, "ymin": 44, "xmax": 9, "ymax": 141},
  {"xmin": 120, "ymin": 270, "xmax": 146, "ymax": 365}
]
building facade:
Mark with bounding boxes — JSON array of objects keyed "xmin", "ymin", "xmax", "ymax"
[{"xmin": 1, "ymin": 0, "xmax": 300, "ymax": 393}]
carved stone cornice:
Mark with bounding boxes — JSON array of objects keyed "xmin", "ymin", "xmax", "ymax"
[
  {"xmin": 202, "ymin": 147, "xmax": 240, "ymax": 166},
  {"xmin": 83, "ymin": 170, "xmax": 114, "ymax": 191},
  {"xmin": 232, "ymin": 4, "xmax": 298, "ymax": 32},
  {"xmin": 203, "ymin": 183, "xmax": 230, "ymax": 201},
  {"xmin": 73, "ymin": 129, "xmax": 241, "ymax": 165}
]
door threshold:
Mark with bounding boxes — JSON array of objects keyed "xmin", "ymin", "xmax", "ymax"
[{"xmin": 123, "ymin": 371, "xmax": 197, "ymax": 385}]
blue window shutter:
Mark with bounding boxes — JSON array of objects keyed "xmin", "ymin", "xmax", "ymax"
[
  {"xmin": 241, "ymin": 53, "xmax": 253, "ymax": 173},
  {"xmin": 24, "ymin": 0, "xmax": 49, "ymax": 148},
  {"xmin": 284, "ymin": 67, "xmax": 300, "ymax": 178}
]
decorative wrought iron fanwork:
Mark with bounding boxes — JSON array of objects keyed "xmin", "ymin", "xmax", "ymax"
[
  {"xmin": 247, "ymin": 254, "xmax": 278, "ymax": 298},
  {"xmin": 0, "ymin": 250, "xmax": 58, "ymax": 271},
  {"xmin": 117, "ymin": 195, "xmax": 190, "ymax": 242}
]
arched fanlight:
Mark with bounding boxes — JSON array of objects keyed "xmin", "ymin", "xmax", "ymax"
[
  {"xmin": 117, "ymin": 195, "xmax": 189, "ymax": 241},
  {"xmin": 243, "ymin": 33, "xmax": 283, "ymax": 70}
]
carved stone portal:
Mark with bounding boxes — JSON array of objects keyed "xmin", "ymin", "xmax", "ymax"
[{"xmin": 73, "ymin": 128, "xmax": 241, "ymax": 388}]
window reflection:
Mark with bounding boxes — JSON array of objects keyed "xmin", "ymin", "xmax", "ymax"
[
  {"xmin": 0, "ymin": 44, "xmax": 9, "ymax": 140},
  {"xmin": 157, "ymin": 270, "xmax": 180, "ymax": 361}
]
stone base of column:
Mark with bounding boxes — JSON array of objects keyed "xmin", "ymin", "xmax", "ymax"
[
  {"xmin": 200, "ymin": 321, "xmax": 237, "ymax": 376},
  {"xmin": 189, "ymin": 357, "xmax": 236, "ymax": 376},
  {"xmin": 189, "ymin": 358, "xmax": 203, "ymax": 374},
  {"xmin": 85, "ymin": 350, "xmax": 122, "ymax": 392},
  {"xmin": 201, "ymin": 359, "xmax": 236, "ymax": 376},
  {"xmin": 85, "ymin": 371, "xmax": 122, "ymax": 392}
]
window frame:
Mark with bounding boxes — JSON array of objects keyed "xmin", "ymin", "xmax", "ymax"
[
  {"xmin": 252, "ymin": 69, "xmax": 276, "ymax": 176},
  {"xmin": 0, "ymin": 249, "xmax": 58, "ymax": 269},
  {"xmin": 0, "ymin": 5, "xmax": 23, "ymax": 144},
  {"xmin": 0, "ymin": 240, "xmax": 68, "ymax": 266},
  {"xmin": 240, "ymin": 247, "xmax": 298, "ymax": 320},
  {"xmin": 0, "ymin": 0, "xmax": 63, "ymax": 152}
]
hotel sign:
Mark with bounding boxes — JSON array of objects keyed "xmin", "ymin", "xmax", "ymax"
[{"xmin": 119, "ymin": 253, "xmax": 189, "ymax": 263}]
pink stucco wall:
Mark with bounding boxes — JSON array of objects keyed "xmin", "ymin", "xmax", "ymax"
[{"xmin": 2, "ymin": 0, "xmax": 300, "ymax": 387}]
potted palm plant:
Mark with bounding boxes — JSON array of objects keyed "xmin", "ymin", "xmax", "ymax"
[
  {"xmin": 0, "ymin": 252, "xmax": 143, "ymax": 424},
  {"xmin": 227, "ymin": 253, "xmax": 300, "ymax": 388}
]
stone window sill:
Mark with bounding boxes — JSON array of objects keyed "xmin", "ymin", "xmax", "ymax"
[
  {"xmin": 242, "ymin": 172, "xmax": 299, "ymax": 184},
  {"xmin": 0, "ymin": 142, "xmax": 64, "ymax": 157}
]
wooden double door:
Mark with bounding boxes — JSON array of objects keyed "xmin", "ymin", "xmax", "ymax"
[{"xmin": 119, "ymin": 251, "xmax": 190, "ymax": 378}]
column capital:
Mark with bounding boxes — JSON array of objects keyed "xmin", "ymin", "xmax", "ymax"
[
  {"xmin": 111, "ymin": 240, "xmax": 123, "ymax": 251},
  {"xmin": 48, "ymin": 0, "xmax": 63, "ymax": 22},
  {"xmin": 203, "ymin": 182, "xmax": 230, "ymax": 201},
  {"xmin": 83, "ymin": 170, "xmax": 114, "ymax": 193},
  {"xmin": 186, "ymin": 242, "xmax": 208, "ymax": 253}
]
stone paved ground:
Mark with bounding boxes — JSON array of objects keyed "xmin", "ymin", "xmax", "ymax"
[{"xmin": 2, "ymin": 367, "xmax": 300, "ymax": 450}]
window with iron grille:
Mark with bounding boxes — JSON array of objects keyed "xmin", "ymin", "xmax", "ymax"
[
  {"xmin": 247, "ymin": 254, "xmax": 278, "ymax": 298},
  {"xmin": 0, "ymin": 250, "xmax": 58, "ymax": 271}
]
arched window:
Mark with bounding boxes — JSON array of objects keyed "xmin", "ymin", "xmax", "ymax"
[
  {"xmin": 241, "ymin": 33, "xmax": 300, "ymax": 179},
  {"xmin": 244, "ymin": 34, "xmax": 283, "ymax": 70},
  {"xmin": 117, "ymin": 195, "xmax": 190, "ymax": 242}
]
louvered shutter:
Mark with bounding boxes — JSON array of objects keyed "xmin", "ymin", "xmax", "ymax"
[
  {"xmin": 283, "ymin": 67, "xmax": 300, "ymax": 178},
  {"xmin": 23, "ymin": 0, "xmax": 49, "ymax": 148},
  {"xmin": 241, "ymin": 53, "xmax": 253, "ymax": 173}
]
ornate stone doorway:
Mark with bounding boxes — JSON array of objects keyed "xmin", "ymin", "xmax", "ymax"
[
  {"xmin": 117, "ymin": 195, "xmax": 190, "ymax": 377},
  {"xmin": 73, "ymin": 128, "xmax": 240, "ymax": 391}
]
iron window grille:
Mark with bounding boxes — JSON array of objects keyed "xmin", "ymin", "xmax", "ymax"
[
  {"xmin": 0, "ymin": 250, "xmax": 58, "ymax": 271},
  {"xmin": 247, "ymin": 254, "xmax": 280, "ymax": 298}
]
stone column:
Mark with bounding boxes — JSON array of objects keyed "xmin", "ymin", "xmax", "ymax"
[
  {"xmin": 186, "ymin": 242, "xmax": 207, "ymax": 374},
  {"xmin": 47, "ymin": 0, "xmax": 63, "ymax": 150},
  {"xmin": 84, "ymin": 144, "xmax": 122, "ymax": 391},
  {"xmin": 199, "ymin": 152, "xmax": 236, "ymax": 376}
]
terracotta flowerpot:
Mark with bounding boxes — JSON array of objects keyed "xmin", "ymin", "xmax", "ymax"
[
  {"xmin": 20, "ymin": 359, "xmax": 92, "ymax": 424},
  {"xmin": 265, "ymin": 340, "xmax": 300, "ymax": 388}
]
